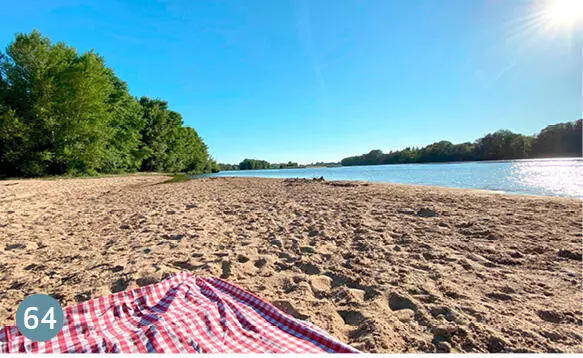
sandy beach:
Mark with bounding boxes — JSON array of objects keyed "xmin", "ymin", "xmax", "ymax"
[{"xmin": 0, "ymin": 174, "xmax": 581, "ymax": 352}]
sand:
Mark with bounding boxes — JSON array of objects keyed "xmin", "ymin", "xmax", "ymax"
[{"xmin": 0, "ymin": 174, "xmax": 581, "ymax": 352}]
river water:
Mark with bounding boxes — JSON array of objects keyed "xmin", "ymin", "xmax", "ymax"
[{"xmin": 209, "ymin": 158, "xmax": 583, "ymax": 197}]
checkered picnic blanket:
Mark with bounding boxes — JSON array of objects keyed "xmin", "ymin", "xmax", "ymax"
[{"xmin": 0, "ymin": 272, "xmax": 358, "ymax": 353}]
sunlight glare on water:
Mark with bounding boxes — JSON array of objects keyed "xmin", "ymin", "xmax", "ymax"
[{"xmin": 508, "ymin": 158, "xmax": 583, "ymax": 197}]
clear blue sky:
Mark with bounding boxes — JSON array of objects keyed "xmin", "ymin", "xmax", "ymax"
[{"xmin": 1, "ymin": 0, "xmax": 581, "ymax": 164}]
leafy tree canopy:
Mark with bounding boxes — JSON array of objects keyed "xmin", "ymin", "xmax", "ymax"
[
  {"xmin": 341, "ymin": 120, "xmax": 581, "ymax": 167},
  {"xmin": 0, "ymin": 30, "xmax": 217, "ymax": 177}
]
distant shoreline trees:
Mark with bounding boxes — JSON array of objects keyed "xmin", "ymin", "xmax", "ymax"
[
  {"xmin": 219, "ymin": 121, "xmax": 581, "ymax": 171},
  {"xmin": 218, "ymin": 159, "xmax": 300, "ymax": 171},
  {"xmin": 0, "ymin": 30, "xmax": 219, "ymax": 178},
  {"xmin": 340, "ymin": 120, "xmax": 582, "ymax": 167},
  {"xmin": 219, "ymin": 120, "xmax": 581, "ymax": 171}
]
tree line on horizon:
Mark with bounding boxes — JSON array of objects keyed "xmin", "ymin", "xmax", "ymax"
[
  {"xmin": 218, "ymin": 160, "xmax": 342, "ymax": 171},
  {"xmin": 0, "ymin": 30, "xmax": 219, "ymax": 178},
  {"xmin": 219, "ymin": 159, "xmax": 300, "ymax": 171},
  {"xmin": 341, "ymin": 120, "xmax": 582, "ymax": 166},
  {"xmin": 220, "ymin": 121, "xmax": 581, "ymax": 171}
]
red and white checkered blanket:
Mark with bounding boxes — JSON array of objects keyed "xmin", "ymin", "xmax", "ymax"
[{"xmin": 0, "ymin": 272, "xmax": 358, "ymax": 353}]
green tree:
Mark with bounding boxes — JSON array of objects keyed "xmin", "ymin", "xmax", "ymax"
[
  {"xmin": 0, "ymin": 106, "xmax": 28, "ymax": 176},
  {"xmin": 532, "ymin": 119, "xmax": 582, "ymax": 157},
  {"xmin": 475, "ymin": 130, "xmax": 534, "ymax": 160},
  {"xmin": 52, "ymin": 51, "xmax": 114, "ymax": 174},
  {"xmin": 138, "ymin": 98, "xmax": 173, "ymax": 172},
  {"xmin": 102, "ymin": 74, "xmax": 146, "ymax": 173},
  {"xmin": 218, "ymin": 163, "xmax": 239, "ymax": 171},
  {"xmin": 137, "ymin": 97, "xmax": 213, "ymax": 174},
  {"xmin": 340, "ymin": 122, "xmax": 579, "ymax": 167},
  {"xmin": 239, "ymin": 158, "xmax": 271, "ymax": 170},
  {"xmin": 0, "ymin": 31, "xmax": 113, "ymax": 175},
  {"xmin": 0, "ymin": 30, "xmax": 217, "ymax": 177}
]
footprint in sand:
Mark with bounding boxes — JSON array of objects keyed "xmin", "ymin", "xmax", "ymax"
[
  {"xmin": 537, "ymin": 309, "xmax": 564, "ymax": 323},
  {"xmin": 110, "ymin": 277, "xmax": 130, "ymax": 293},
  {"xmin": 300, "ymin": 246, "xmax": 316, "ymax": 254},
  {"xmin": 298, "ymin": 262, "xmax": 321, "ymax": 275},
  {"xmin": 429, "ymin": 305, "xmax": 454, "ymax": 320},
  {"xmin": 74, "ymin": 291, "xmax": 91, "ymax": 303},
  {"xmin": 417, "ymin": 208, "xmax": 437, "ymax": 218},
  {"xmin": 136, "ymin": 276, "xmax": 159, "ymax": 287},
  {"xmin": 273, "ymin": 300, "xmax": 309, "ymax": 320},
  {"xmin": 23, "ymin": 263, "xmax": 39, "ymax": 271},
  {"xmin": 387, "ymin": 292, "xmax": 417, "ymax": 311},
  {"xmin": 486, "ymin": 335, "xmax": 507, "ymax": 353},
  {"xmin": 557, "ymin": 249, "xmax": 582, "ymax": 261},
  {"xmin": 337, "ymin": 310, "xmax": 366, "ymax": 326},
  {"xmin": 5, "ymin": 243, "xmax": 26, "ymax": 251},
  {"xmin": 220, "ymin": 260, "xmax": 232, "ymax": 279},
  {"xmin": 485, "ymin": 292, "xmax": 513, "ymax": 301},
  {"xmin": 110, "ymin": 265, "xmax": 124, "ymax": 273},
  {"xmin": 254, "ymin": 258, "xmax": 267, "ymax": 268}
]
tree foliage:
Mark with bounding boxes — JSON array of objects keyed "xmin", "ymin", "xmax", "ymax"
[
  {"xmin": 218, "ymin": 163, "xmax": 239, "ymax": 171},
  {"xmin": 531, "ymin": 120, "xmax": 582, "ymax": 158},
  {"xmin": 341, "ymin": 120, "xmax": 582, "ymax": 166},
  {"xmin": 239, "ymin": 158, "xmax": 271, "ymax": 170},
  {"xmin": 0, "ymin": 31, "xmax": 216, "ymax": 177},
  {"xmin": 225, "ymin": 159, "xmax": 301, "ymax": 170}
]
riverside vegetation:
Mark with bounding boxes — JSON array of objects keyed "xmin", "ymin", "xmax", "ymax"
[
  {"xmin": 0, "ymin": 31, "xmax": 219, "ymax": 178},
  {"xmin": 340, "ymin": 120, "xmax": 582, "ymax": 166},
  {"xmin": 218, "ymin": 120, "xmax": 581, "ymax": 171},
  {"xmin": 218, "ymin": 161, "xmax": 340, "ymax": 171}
]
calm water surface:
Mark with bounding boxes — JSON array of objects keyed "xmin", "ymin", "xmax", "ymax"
[{"xmin": 208, "ymin": 158, "xmax": 583, "ymax": 197}]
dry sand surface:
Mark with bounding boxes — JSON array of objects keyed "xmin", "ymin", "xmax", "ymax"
[{"xmin": 0, "ymin": 174, "xmax": 581, "ymax": 352}]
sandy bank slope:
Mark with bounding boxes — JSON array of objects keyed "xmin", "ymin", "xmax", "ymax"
[{"xmin": 0, "ymin": 175, "xmax": 581, "ymax": 352}]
